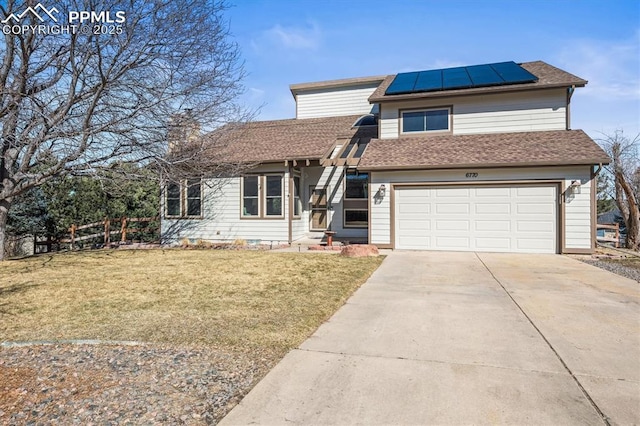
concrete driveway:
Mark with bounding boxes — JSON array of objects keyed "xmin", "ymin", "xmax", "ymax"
[{"xmin": 220, "ymin": 252, "xmax": 640, "ymax": 425}]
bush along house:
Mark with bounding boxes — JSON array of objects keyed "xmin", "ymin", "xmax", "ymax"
[{"xmin": 161, "ymin": 60, "xmax": 610, "ymax": 254}]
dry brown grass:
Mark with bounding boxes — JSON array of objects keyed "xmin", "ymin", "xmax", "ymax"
[
  {"xmin": 603, "ymin": 256, "xmax": 640, "ymax": 270},
  {"xmin": 0, "ymin": 250, "xmax": 383, "ymax": 355}
]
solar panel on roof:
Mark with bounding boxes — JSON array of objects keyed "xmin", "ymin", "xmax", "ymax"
[
  {"xmin": 490, "ymin": 61, "xmax": 538, "ymax": 84},
  {"xmin": 414, "ymin": 70, "xmax": 442, "ymax": 91},
  {"xmin": 384, "ymin": 61, "xmax": 538, "ymax": 95},
  {"xmin": 385, "ymin": 71, "xmax": 420, "ymax": 95},
  {"xmin": 466, "ymin": 64, "xmax": 504, "ymax": 86},
  {"xmin": 442, "ymin": 67, "xmax": 472, "ymax": 90}
]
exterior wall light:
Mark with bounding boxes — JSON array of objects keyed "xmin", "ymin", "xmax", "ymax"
[
  {"xmin": 570, "ymin": 180, "xmax": 582, "ymax": 194},
  {"xmin": 379, "ymin": 184, "xmax": 386, "ymax": 197}
]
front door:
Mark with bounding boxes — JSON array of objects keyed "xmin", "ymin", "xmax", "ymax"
[{"xmin": 310, "ymin": 187, "xmax": 328, "ymax": 230}]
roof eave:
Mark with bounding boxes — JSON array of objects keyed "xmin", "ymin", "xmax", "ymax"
[
  {"xmin": 290, "ymin": 75, "xmax": 387, "ymax": 96},
  {"xmin": 358, "ymin": 159, "xmax": 610, "ymax": 172},
  {"xmin": 368, "ymin": 81, "xmax": 587, "ymax": 103}
]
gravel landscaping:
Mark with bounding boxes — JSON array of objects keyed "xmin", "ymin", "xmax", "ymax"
[
  {"xmin": 580, "ymin": 258, "xmax": 640, "ymax": 282},
  {"xmin": 0, "ymin": 343, "xmax": 273, "ymax": 425}
]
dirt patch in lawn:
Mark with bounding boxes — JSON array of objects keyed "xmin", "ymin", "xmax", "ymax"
[{"xmin": 0, "ymin": 249, "xmax": 383, "ymax": 423}]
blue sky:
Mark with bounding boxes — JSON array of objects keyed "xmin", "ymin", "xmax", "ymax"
[{"xmin": 227, "ymin": 0, "xmax": 640, "ymax": 140}]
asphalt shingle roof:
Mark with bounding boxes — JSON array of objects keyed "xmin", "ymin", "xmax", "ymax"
[
  {"xmin": 357, "ymin": 130, "xmax": 610, "ymax": 170},
  {"xmin": 204, "ymin": 115, "xmax": 365, "ymax": 163}
]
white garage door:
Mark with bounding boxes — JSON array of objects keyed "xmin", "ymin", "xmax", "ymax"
[{"xmin": 395, "ymin": 184, "xmax": 558, "ymax": 253}]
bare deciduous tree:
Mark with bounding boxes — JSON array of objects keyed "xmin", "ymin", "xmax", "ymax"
[
  {"xmin": 0, "ymin": 0, "xmax": 252, "ymax": 259},
  {"xmin": 599, "ymin": 131, "xmax": 640, "ymax": 250}
]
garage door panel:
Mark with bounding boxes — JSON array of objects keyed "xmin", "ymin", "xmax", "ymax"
[
  {"xmin": 435, "ymin": 236, "xmax": 470, "ymax": 249},
  {"xmin": 395, "ymin": 184, "xmax": 557, "ymax": 253},
  {"xmin": 517, "ymin": 221, "xmax": 553, "ymax": 232},
  {"xmin": 435, "ymin": 203, "xmax": 470, "ymax": 214},
  {"xmin": 516, "ymin": 203, "xmax": 554, "ymax": 215},
  {"xmin": 475, "ymin": 237, "xmax": 511, "ymax": 250},
  {"xmin": 400, "ymin": 189, "xmax": 432, "ymax": 198},
  {"xmin": 435, "ymin": 220, "xmax": 470, "ymax": 231},
  {"xmin": 398, "ymin": 236, "xmax": 432, "ymax": 249},
  {"xmin": 435, "ymin": 188, "xmax": 470, "ymax": 197},
  {"xmin": 398, "ymin": 203, "xmax": 430, "ymax": 214},
  {"xmin": 475, "ymin": 220, "xmax": 511, "ymax": 232},
  {"xmin": 475, "ymin": 203, "xmax": 510, "ymax": 214},
  {"xmin": 475, "ymin": 187, "xmax": 510, "ymax": 197},
  {"xmin": 516, "ymin": 186, "xmax": 554, "ymax": 196},
  {"xmin": 398, "ymin": 220, "xmax": 431, "ymax": 231},
  {"xmin": 516, "ymin": 238, "xmax": 555, "ymax": 251}
]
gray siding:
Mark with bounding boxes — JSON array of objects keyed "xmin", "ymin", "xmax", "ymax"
[
  {"xmin": 379, "ymin": 89, "xmax": 567, "ymax": 138},
  {"xmin": 295, "ymin": 84, "xmax": 379, "ymax": 119}
]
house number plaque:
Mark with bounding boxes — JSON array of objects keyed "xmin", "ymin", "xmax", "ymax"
[{"xmin": 465, "ymin": 172, "xmax": 478, "ymax": 178}]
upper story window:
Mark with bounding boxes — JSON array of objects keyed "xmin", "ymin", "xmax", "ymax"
[{"xmin": 401, "ymin": 108, "xmax": 450, "ymax": 134}]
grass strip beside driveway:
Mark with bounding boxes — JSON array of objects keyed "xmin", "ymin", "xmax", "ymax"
[{"xmin": 0, "ymin": 250, "xmax": 383, "ymax": 356}]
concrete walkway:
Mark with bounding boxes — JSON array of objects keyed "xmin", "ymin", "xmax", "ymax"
[{"xmin": 220, "ymin": 252, "xmax": 640, "ymax": 425}]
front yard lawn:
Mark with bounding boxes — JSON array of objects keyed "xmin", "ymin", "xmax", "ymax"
[{"xmin": 0, "ymin": 249, "xmax": 383, "ymax": 355}]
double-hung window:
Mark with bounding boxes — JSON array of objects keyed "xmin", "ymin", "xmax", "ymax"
[
  {"xmin": 186, "ymin": 179, "xmax": 202, "ymax": 216},
  {"xmin": 343, "ymin": 170, "xmax": 369, "ymax": 228},
  {"xmin": 242, "ymin": 176, "xmax": 259, "ymax": 217},
  {"xmin": 265, "ymin": 175, "xmax": 283, "ymax": 216},
  {"xmin": 166, "ymin": 182, "xmax": 182, "ymax": 217},
  {"xmin": 401, "ymin": 108, "xmax": 450, "ymax": 134},
  {"xmin": 165, "ymin": 179, "xmax": 202, "ymax": 218},
  {"xmin": 241, "ymin": 174, "xmax": 284, "ymax": 218}
]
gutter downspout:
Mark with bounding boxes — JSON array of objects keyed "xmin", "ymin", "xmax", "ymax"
[
  {"xmin": 592, "ymin": 163, "xmax": 604, "ymax": 251},
  {"xmin": 566, "ymin": 85, "xmax": 575, "ymax": 130},
  {"xmin": 594, "ymin": 163, "xmax": 603, "ymax": 176},
  {"xmin": 288, "ymin": 164, "xmax": 293, "ymax": 245}
]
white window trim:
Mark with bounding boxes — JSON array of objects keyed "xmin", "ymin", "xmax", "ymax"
[{"xmin": 400, "ymin": 106, "xmax": 452, "ymax": 135}]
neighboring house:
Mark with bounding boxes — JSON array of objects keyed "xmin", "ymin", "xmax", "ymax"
[
  {"xmin": 597, "ymin": 209, "xmax": 626, "ymax": 242},
  {"xmin": 161, "ymin": 60, "xmax": 610, "ymax": 254}
]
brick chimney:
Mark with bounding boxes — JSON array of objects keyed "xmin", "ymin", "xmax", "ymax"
[{"xmin": 168, "ymin": 110, "xmax": 201, "ymax": 154}]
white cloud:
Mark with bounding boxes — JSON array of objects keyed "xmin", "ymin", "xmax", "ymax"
[
  {"xmin": 555, "ymin": 32, "xmax": 640, "ymax": 101},
  {"xmin": 430, "ymin": 59, "xmax": 467, "ymax": 70},
  {"xmin": 395, "ymin": 59, "xmax": 466, "ymax": 74},
  {"xmin": 248, "ymin": 87, "xmax": 265, "ymax": 99},
  {"xmin": 256, "ymin": 22, "xmax": 321, "ymax": 50}
]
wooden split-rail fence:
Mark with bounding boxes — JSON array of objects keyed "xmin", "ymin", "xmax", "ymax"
[
  {"xmin": 62, "ymin": 217, "xmax": 159, "ymax": 249},
  {"xmin": 596, "ymin": 223, "xmax": 621, "ymax": 248}
]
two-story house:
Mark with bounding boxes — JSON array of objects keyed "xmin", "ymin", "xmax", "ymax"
[{"xmin": 161, "ymin": 60, "xmax": 610, "ymax": 254}]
